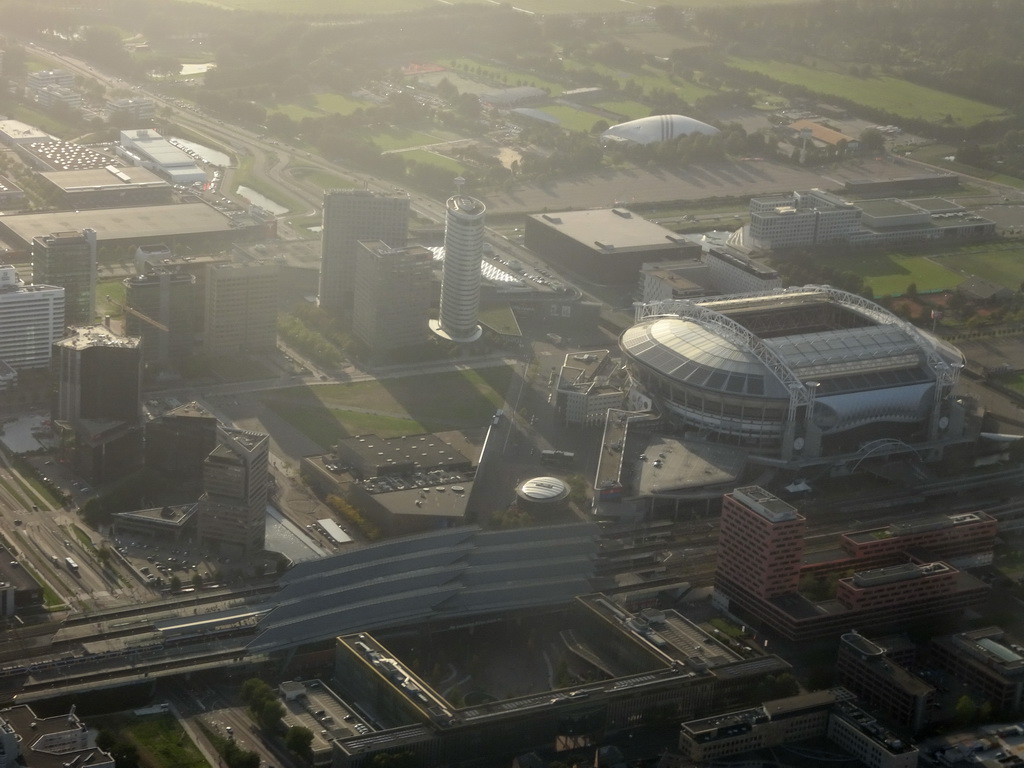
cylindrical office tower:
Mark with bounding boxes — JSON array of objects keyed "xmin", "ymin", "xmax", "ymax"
[{"xmin": 431, "ymin": 195, "xmax": 485, "ymax": 343}]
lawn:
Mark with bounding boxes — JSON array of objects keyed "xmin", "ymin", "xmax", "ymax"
[
  {"xmin": 845, "ymin": 252, "xmax": 964, "ymax": 297},
  {"xmin": 94, "ymin": 713, "xmax": 209, "ymax": 768},
  {"xmin": 97, "ymin": 280, "xmax": 126, "ymax": 319},
  {"xmin": 479, "ymin": 305, "xmax": 521, "ymax": 337},
  {"xmin": 445, "ymin": 57, "xmax": 564, "ymax": 97},
  {"xmin": 259, "ymin": 366, "xmax": 514, "ymax": 447},
  {"xmin": 933, "ymin": 242, "xmax": 1024, "ymax": 290},
  {"xmin": 10, "ymin": 104, "xmax": 80, "ymax": 139},
  {"xmin": 269, "ymin": 103, "xmax": 320, "ymax": 121},
  {"xmin": 561, "ymin": 58, "xmax": 715, "ymax": 105},
  {"xmin": 727, "ymin": 57, "xmax": 1007, "ymax": 127},
  {"xmin": 593, "ymin": 100, "xmax": 652, "ymax": 121},
  {"xmin": 400, "ymin": 149, "xmax": 466, "ymax": 174},
  {"xmin": 292, "ymin": 166, "xmax": 356, "ymax": 191},
  {"xmin": 270, "ymin": 92, "xmax": 368, "ymax": 120},
  {"xmin": 843, "ymin": 241, "xmax": 1024, "ymax": 298},
  {"xmin": 364, "ymin": 128, "xmax": 445, "ymax": 152},
  {"xmin": 537, "ymin": 105, "xmax": 605, "ymax": 133},
  {"xmin": 314, "ymin": 92, "xmax": 367, "ymax": 115}
]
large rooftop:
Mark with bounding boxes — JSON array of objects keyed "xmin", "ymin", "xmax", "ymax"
[
  {"xmin": 55, "ymin": 324, "xmax": 140, "ymax": 351},
  {"xmin": 529, "ymin": 208, "xmax": 688, "ymax": 252},
  {"xmin": 40, "ymin": 165, "xmax": 169, "ymax": 192},
  {"xmin": 0, "ymin": 203, "xmax": 242, "ymax": 248}
]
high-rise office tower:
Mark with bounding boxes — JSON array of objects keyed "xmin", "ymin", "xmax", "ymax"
[
  {"xmin": 319, "ymin": 189, "xmax": 409, "ymax": 321},
  {"xmin": 53, "ymin": 324, "xmax": 143, "ymax": 482},
  {"xmin": 0, "ymin": 266, "xmax": 64, "ymax": 373},
  {"xmin": 54, "ymin": 325, "xmax": 142, "ymax": 425},
  {"xmin": 430, "ymin": 195, "xmax": 485, "ymax": 343},
  {"xmin": 123, "ymin": 269, "xmax": 196, "ymax": 369},
  {"xmin": 31, "ymin": 229, "xmax": 97, "ymax": 326},
  {"xmin": 204, "ymin": 260, "xmax": 278, "ymax": 355},
  {"xmin": 715, "ymin": 486, "xmax": 807, "ymax": 601},
  {"xmin": 199, "ymin": 426, "xmax": 269, "ymax": 559},
  {"xmin": 352, "ymin": 241, "xmax": 432, "ymax": 359}
]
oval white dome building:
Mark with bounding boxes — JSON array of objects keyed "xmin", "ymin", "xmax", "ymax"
[
  {"xmin": 620, "ymin": 286, "xmax": 970, "ymax": 469},
  {"xmin": 601, "ymin": 114, "xmax": 720, "ymax": 145}
]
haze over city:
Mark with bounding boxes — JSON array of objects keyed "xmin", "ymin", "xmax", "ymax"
[{"xmin": 0, "ymin": 1, "xmax": 1022, "ymax": 767}]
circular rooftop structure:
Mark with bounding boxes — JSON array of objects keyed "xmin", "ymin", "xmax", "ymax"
[
  {"xmin": 601, "ymin": 114, "xmax": 720, "ymax": 145},
  {"xmin": 516, "ymin": 476, "xmax": 571, "ymax": 508}
]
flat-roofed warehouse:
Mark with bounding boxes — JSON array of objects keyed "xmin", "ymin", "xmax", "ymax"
[
  {"xmin": 524, "ymin": 208, "xmax": 700, "ymax": 284},
  {"xmin": 38, "ymin": 165, "xmax": 172, "ymax": 209},
  {"xmin": 0, "ymin": 203, "xmax": 270, "ymax": 257}
]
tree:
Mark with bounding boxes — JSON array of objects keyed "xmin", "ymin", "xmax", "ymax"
[
  {"xmin": 169, "ymin": 575, "xmax": 182, "ymax": 592},
  {"xmin": 286, "ymin": 726, "xmax": 314, "ymax": 763},
  {"xmin": 858, "ymin": 127, "xmax": 885, "ymax": 152},
  {"xmin": 955, "ymin": 694, "xmax": 977, "ymax": 725}
]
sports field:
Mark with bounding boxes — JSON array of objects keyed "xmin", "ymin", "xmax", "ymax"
[
  {"xmin": 847, "ymin": 241, "xmax": 1024, "ymax": 298},
  {"xmin": 537, "ymin": 105, "xmax": 604, "ymax": 133},
  {"xmin": 850, "ymin": 253, "xmax": 963, "ymax": 297},
  {"xmin": 593, "ymin": 100, "xmax": 652, "ymax": 121},
  {"xmin": 728, "ymin": 57, "xmax": 1007, "ymax": 127}
]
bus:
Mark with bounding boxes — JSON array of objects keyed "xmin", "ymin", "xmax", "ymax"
[
  {"xmin": 65, "ymin": 557, "xmax": 79, "ymax": 574},
  {"xmin": 540, "ymin": 450, "xmax": 575, "ymax": 468}
]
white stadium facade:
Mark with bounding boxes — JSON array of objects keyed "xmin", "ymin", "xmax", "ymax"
[
  {"xmin": 601, "ymin": 114, "xmax": 720, "ymax": 145},
  {"xmin": 620, "ymin": 286, "xmax": 972, "ymax": 471}
]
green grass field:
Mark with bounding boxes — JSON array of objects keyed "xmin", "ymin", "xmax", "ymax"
[
  {"xmin": 260, "ymin": 366, "xmax": 513, "ymax": 447},
  {"xmin": 563, "ymin": 58, "xmax": 716, "ymax": 105},
  {"xmin": 292, "ymin": 166, "xmax": 356, "ymax": 191},
  {"xmin": 845, "ymin": 241, "xmax": 1024, "ymax": 297},
  {"xmin": 845, "ymin": 252, "xmax": 963, "ymax": 297},
  {"xmin": 96, "ymin": 280, "xmax": 126, "ymax": 319},
  {"xmin": 933, "ymin": 243, "xmax": 1024, "ymax": 290},
  {"xmin": 94, "ymin": 714, "xmax": 208, "ymax": 768},
  {"xmin": 400, "ymin": 149, "xmax": 466, "ymax": 174},
  {"xmin": 728, "ymin": 57, "xmax": 1007, "ymax": 127},
  {"xmin": 314, "ymin": 92, "xmax": 367, "ymax": 115},
  {"xmin": 269, "ymin": 103, "xmax": 320, "ymax": 120},
  {"xmin": 445, "ymin": 57, "xmax": 564, "ymax": 97},
  {"xmin": 537, "ymin": 105, "xmax": 605, "ymax": 133},
  {"xmin": 363, "ymin": 128, "xmax": 444, "ymax": 152},
  {"xmin": 593, "ymin": 100, "xmax": 652, "ymax": 121}
]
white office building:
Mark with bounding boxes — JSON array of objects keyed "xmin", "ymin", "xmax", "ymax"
[
  {"xmin": 748, "ymin": 189, "xmax": 862, "ymax": 251},
  {"xmin": 430, "ymin": 195, "xmax": 485, "ymax": 343},
  {"xmin": 116, "ymin": 129, "xmax": 205, "ymax": 184},
  {"xmin": 0, "ymin": 266, "xmax": 64, "ymax": 372}
]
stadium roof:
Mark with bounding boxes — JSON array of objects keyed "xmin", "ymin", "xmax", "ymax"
[
  {"xmin": 623, "ymin": 287, "xmax": 965, "ymax": 399},
  {"xmin": 601, "ymin": 114, "xmax": 720, "ymax": 145}
]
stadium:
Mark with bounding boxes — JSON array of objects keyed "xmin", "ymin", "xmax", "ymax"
[{"xmin": 619, "ymin": 286, "xmax": 972, "ymax": 471}]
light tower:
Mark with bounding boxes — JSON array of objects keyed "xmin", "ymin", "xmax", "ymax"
[{"xmin": 430, "ymin": 181, "xmax": 485, "ymax": 343}]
